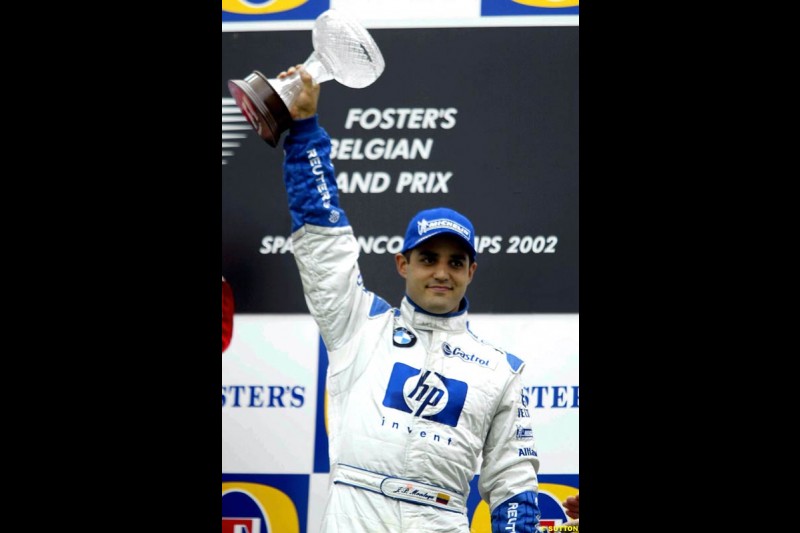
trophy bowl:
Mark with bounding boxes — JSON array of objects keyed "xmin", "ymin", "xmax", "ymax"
[{"xmin": 228, "ymin": 9, "xmax": 385, "ymax": 147}]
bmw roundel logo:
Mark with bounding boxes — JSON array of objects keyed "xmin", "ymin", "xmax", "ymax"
[{"xmin": 393, "ymin": 327, "xmax": 417, "ymax": 347}]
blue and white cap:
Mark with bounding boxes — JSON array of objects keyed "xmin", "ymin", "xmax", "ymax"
[{"xmin": 401, "ymin": 207, "xmax": 477, "ymax": 259}]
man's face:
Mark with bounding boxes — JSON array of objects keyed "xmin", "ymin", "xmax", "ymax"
[{"xmin": 395, "ymin": 234, "xmax": 477, "ymax": 315}]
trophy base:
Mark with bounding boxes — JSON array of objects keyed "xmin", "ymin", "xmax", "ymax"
[{"xmin": 227, "ymin": 71, "xmax": 292, "ymax": 148}]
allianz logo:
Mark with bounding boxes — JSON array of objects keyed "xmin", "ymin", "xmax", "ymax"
[{"xmin": 442, "ymin": 342, "xmax": 489, "ymax": 367}]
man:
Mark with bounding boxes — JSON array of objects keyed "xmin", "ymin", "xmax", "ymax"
[
  {"xmin": 276, "ymin": 65, "xmax": 543, "ymax": 532},
  {"xmin": 562, "ymin": 493, "xmax": 579, "ymax": 526}
]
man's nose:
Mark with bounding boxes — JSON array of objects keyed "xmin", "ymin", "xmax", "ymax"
[{"xmin": 434, "ymin": 262, "xmax": 449, "ymax": 280}]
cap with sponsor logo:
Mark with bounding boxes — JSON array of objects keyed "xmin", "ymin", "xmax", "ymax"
[{"xmin": 401, "ymin": 207, "xmax": 477, "ymax": 259}]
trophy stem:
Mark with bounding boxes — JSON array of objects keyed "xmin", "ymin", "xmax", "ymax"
[{"xmin": 303, "ymin": 51, "xmax": 334, "ymax": 84}]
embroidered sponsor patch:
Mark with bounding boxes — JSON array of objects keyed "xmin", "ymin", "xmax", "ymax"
[
  {"xmin": 515, "ymin": 426, "xmax": 534, "ymax": 440},
  {"xmin": 393, "ymin": 327, "xmax": 417, "ymax": 347},
  {"xmin": 382, "ymin": 364, "xmax": 467, "ymax": 427},
  {"xmin": 442, "ymin": 342, "xmax": 496, "ymax": 369}
]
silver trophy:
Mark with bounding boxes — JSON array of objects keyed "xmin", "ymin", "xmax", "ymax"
[{"xmin": 228, "ymin": 9, "xmax": 385, "ymax": 147}]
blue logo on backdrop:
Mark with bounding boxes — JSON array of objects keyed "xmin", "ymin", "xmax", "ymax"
[
  {"xmin": 222, "ymin": 473, "xmax": 309, "ymax": 533},
  {"xmin": 481, "ymin": 0, "xmax": 579, "ymax": 16},
  {"xmin": 222, "ymin": 0, "xmax": 330, "ymax": 22},
  {"xmin": 382, "ymin": 363, "xmax": 467, "ymax": 427},
  {"xmin": 393, "ymin": 327, "xmax": 417, "ymax": 347}
]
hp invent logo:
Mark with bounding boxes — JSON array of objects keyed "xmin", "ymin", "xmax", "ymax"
[
  {"xmin": 383, "ymin": 363, "xmax": 468, "ymax": 427},
  {"xmin": 222, "ymin": 97, "xmax": 250, "ymax": 165}
]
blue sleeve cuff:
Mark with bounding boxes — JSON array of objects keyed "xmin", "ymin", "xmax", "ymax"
[
  {"xmin": 288, "ymin": 115, "xmax": 319, "ymax": 138},
  {"xmin": 282, "ymin": 115, "xmax": 350, "ymax": 232},
  {"xmin": 491, "ymin": 491, "xmax": 541, "ymax": 533}
]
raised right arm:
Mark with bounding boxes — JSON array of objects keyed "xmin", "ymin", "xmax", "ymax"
[{"xmin": 283, "ymin": 116, "xmax": 383, "ymax": 380}]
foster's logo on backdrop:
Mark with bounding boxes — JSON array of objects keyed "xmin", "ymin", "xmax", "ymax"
[
  {"xmin": 222, "ymin": 0, "xmax": 329, "ymax": 21},
  {"xmin": 222, "ymin": 475, "xmax": 309, "ymax": 533},
  {"xmin": 481, "ymin": 0, "xmax": 579, "ymax": 16}
]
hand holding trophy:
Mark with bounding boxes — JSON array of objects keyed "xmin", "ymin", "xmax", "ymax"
[{"xmin": 228, "ymin": 9, "xmax": 385, "ymax": 147}]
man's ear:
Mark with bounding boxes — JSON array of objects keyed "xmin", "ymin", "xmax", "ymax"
[
  {"xmin": 395, "ymin": 253, "xmax": 408, "ymax": 279},
  {"xmin": 468, "ymin": 260, "xmax": 477, "ymax": 282}
]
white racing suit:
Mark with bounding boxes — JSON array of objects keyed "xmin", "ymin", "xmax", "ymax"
[{"xmin": 283, "ymin": 116, "xmax": 543, "ymax": 532}]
